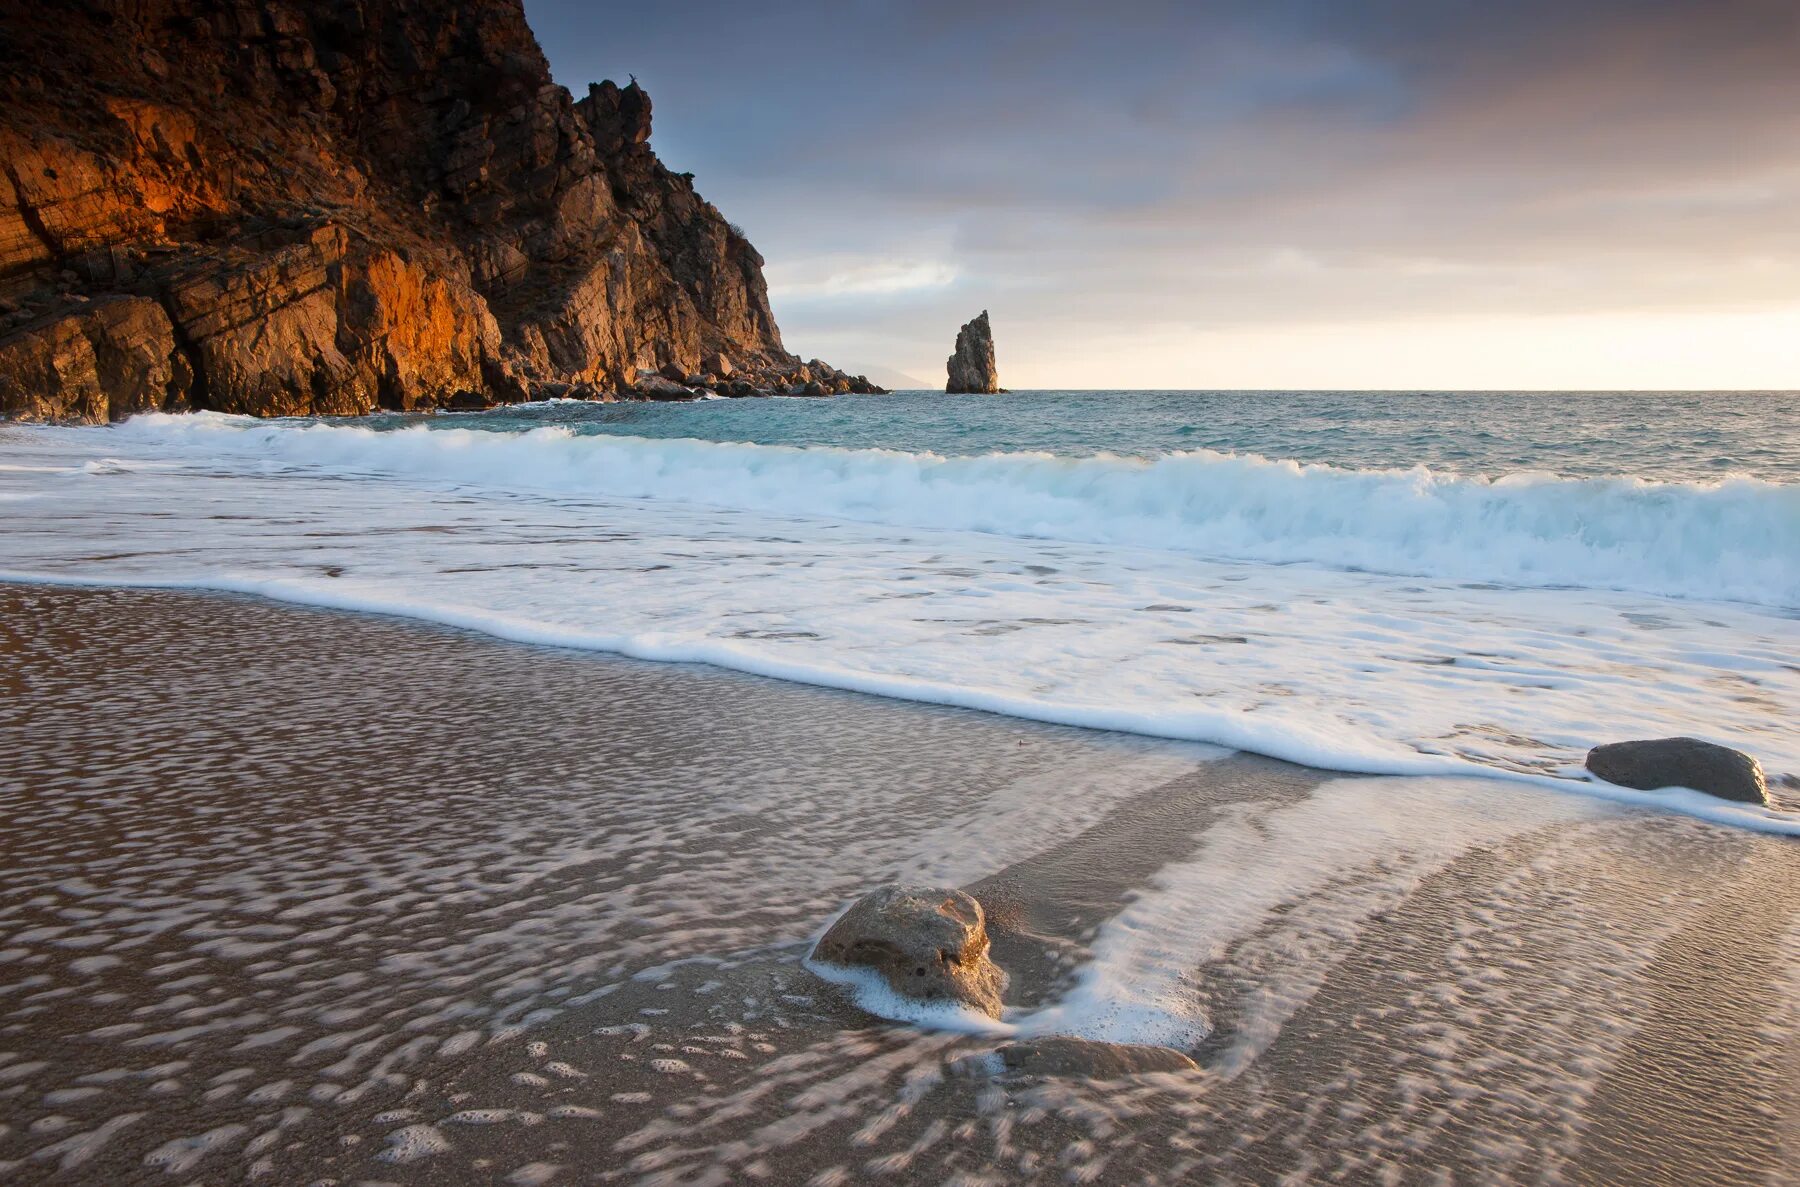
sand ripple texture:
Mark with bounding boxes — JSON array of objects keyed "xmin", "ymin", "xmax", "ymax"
[{"xmin": 1, "ymin": 587, "xmax": 1796, "ymax": 1185}]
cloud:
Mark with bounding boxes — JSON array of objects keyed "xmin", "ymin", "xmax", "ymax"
[
  {"xmin": 525, "ymin": 0, "xmax": 1800, "ymax": 387},
  {"xmin": 766, "ymin": 257, "xmax": 960, "ymax": 302}
]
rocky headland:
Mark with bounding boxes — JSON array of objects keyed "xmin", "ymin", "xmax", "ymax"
[{"xmin": 0, "ymin": 0, "xmax": 881, "ymax": 423}]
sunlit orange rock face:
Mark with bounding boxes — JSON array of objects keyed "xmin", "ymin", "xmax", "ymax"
[{"xmin": 0, "ymin": 0, "xmax": 864, "ymax": 422}]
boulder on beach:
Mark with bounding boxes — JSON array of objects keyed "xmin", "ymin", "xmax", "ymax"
[
  {"xmin": 998, "ymin": 1037, "xmax": 1199, "ymax": 1079},
  {"xmin": 1585, "ymin": 737, "xmax": 1768, "ymax": 806},
  {"xmin": 946, "ymin": 310, "xmax": 1002, "ymax": 394},
  {"xmin": 812, "ymin": 885, "xmax": 1005, "ymax": 1019}
]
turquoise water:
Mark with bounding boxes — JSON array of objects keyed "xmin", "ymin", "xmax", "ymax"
[{"xmin": 369, "ymin": 390, "xmax": 1800, "ymax": 482}]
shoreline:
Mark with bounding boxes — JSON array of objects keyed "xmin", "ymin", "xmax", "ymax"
[
  {"xmin": 6, "ymin": 571, "xmax": 1794, "ymax": 836},
  {"xmin": 3, "ymin": 583, "xmax": 1794, "ymax": 1184}
]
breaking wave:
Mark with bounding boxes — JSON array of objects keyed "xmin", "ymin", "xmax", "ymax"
[{"xmin": 115, "ymin": 413, "xmax": 1799, "ymax": 608}]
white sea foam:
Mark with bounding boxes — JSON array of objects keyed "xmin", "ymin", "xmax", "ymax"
[
  {"xmin": 105, "ymin": 413, "xmax": 1800, "ymax": 607},
  {"xmin": 802, "ymin": 957, "xmax": 1017, "ymax": 1037},
  {"xmin": 1015, "ymin": 775, "xmax": 1610, "ymax": 1050},
  {"xmin": 1, "ymin": 417, "xmax": 1795, "ymax": 836}
]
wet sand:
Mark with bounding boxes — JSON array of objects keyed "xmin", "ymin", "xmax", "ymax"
[{"xmin": 0, "ymin": 584, "xmax": 1794, "ymax": 1185}]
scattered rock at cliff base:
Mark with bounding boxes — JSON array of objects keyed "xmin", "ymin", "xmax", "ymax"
[
  {"xmin": 997, "ymin": 1037, "xmax": 1199, "ymax": 1079},
  {"xmin": 946, "ymin": 310, "xmax": 1003, "ymax": 393},
  {"xmin": 812, "ymin": 886, "xmax": 1006, "ymax": 1019},
  {"xmin": 1586, "ymin": 737, "xmax": 1768, "ymax": 806},
  {"xmin": 629, "ymin": 371, "xmax": 701, "ymax": 401}
]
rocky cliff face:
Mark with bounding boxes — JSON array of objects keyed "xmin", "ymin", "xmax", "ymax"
[
  {"xmin": 946, "ymin": 309, "xmax": 1001, "ymax": 393},
  {"xmin": 0, "ymin": 0, "xmax": 878, "ymax": 422}
]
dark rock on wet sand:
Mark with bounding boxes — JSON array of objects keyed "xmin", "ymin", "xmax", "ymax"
[
  {"xmin": 998, "ymin": 1036, "xmax": 1199, "ymax": 1078},
  {"xmin": 1586, "ymin": 737, "xmax": 1768, "ymax": 806},
  {"xmin": 813, "ymin": 885, "xmax": 1006, "ymax": 1018}
]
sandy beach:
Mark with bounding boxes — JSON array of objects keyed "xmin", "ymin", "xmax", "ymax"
[
  {"xmin": 1, "ymin": 583, "xmax": 1794, "ymax": 1185},
  {"xmin": 3, "ymin": 0, "xmax": 1797, "ymax": 1181}
]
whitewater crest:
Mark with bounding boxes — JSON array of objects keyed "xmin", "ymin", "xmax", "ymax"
[
  {"xmin": 3, "ymin": 415, "xmax": 1796, "ymax": 835},
  {"xmin": 110, "ymin": 413, "xmax": 1800, "ymax": 608}
]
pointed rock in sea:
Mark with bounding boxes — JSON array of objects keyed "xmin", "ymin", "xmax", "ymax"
[{"xmin": 946, "ymin": 310, "xmax": 1002, "ymax": 393}]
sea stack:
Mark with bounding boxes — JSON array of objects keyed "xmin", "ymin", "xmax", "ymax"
[{"xmin": 946, "ymin": 310, "xmax": 1002, "ymax": 393}]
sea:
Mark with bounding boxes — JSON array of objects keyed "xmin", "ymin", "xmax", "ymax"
[
  {"xmin": 4, "ymin": 389, "xmax": 1799, "ymax": 1181},
  {"xmin": 3, "ymin": 389, "xmax": 1796, "ymax": 832}
]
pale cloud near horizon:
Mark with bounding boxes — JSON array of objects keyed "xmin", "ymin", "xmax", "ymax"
[
  {"xmin": 765, "ymin": 256, "xmax": 960, "ymax": 302},
  {"xmin": 527, "ymin": 0, "xmax": 1800, "ymax": 388}
]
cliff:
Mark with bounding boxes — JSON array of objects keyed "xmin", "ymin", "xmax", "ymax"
[{"xmin": 0, "ymin": 0, "xmax": 879, "ymax": 422}]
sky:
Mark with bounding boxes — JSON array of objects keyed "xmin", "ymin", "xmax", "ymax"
[{"xmin": 524, "ymin": 0, "xmax": 1800, "ymax": 390}]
